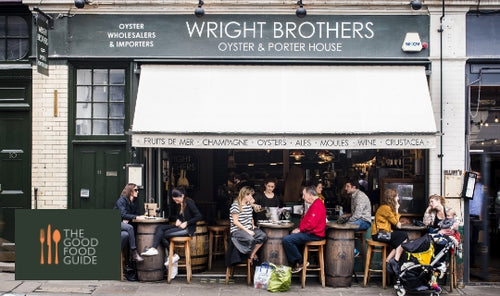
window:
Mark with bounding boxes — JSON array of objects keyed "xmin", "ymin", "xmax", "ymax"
[
  {"xmin": 0, "ymin": 15, "xmax": 29, "ymax": 61},
  {"xmin": 76, "ymin": 69, "xmax": 126, "ymax": 135}
]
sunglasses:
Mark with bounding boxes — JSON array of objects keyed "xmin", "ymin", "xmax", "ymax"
[{"xmin": 134, "ymin": 188, "xmax": 139, "ymax": 192}]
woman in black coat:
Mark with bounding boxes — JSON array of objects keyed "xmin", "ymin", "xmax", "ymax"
[{"xmin": 141, "ymin": 187, "xmax": 202, "ymax": 262}]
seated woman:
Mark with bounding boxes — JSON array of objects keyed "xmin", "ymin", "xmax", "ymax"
[
  {"xmin": 141, "ymin": 187, "xmax": 202, "ymax": 266},
  {"xmin": 230, "ymin": 186, "xmax": 267, "ymax": 262},
  {"xmin": 423, "ymin": 194, "xmax": 460, "ymax": 247},
  {"xmin": 113, "ymin": 183, "xmax": 145, "ymax": 262},
  {"xmin": 371, "ymin": 188, "xmax": 408, "ymax": 274},
  {"xmin": 253, "ymin": 177, "xmax": 282, "ymax": 221}
]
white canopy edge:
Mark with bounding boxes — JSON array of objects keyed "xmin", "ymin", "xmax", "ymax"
[{"xmin": 131, "ymin": 64, "xmax": 437, "ymax": 149}]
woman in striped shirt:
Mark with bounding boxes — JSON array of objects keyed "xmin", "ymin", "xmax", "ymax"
[{"xmin": 230, "ymin": 186, "xmax": 267, "ymax": 261}]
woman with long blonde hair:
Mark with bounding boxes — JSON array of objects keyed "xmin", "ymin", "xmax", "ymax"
[
  {"xmin": 371, "ymin": 188, "xmax": 408, "ymax": 274},
  {"xmin": 229, "ymin": 186, "xmax": 267, "ymax": 262}
]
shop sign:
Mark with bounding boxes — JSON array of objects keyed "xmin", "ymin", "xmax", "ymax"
[
  {"xmin": 50, "ymin": 15, "xmax": 429, "ymax": 59},
  {"xmin": 131, "ymin": 134, "xmax": 436, "ymax": 149},
  {"xmin": 36, "ymin": 16, "xmax": 49, "ymax": 76},
  {"xmin": 15, "ymin": 210, "xmax": 120, "ymax": 280}
]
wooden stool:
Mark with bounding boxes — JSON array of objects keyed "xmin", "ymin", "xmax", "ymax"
[
  {"xmin": 302, "ymin": 240, "xmax": 326, "ymax": 288},
  {"xmin": 225, "ymin": 258, "xmax": 252, "ymax": 285},
  {"xmin": 363, "ymin": 239, "xmax": 389, "ymax": 289},
  {"xmin": 120, "ymin": 249, "xmax": 126, "ymax": 281},
  {"xmin": 208, "ymin": 225, "xmax": 228, "ymax": 270},
  {"xmin": 449, "ymin": 251, "xmax": 457, "ymax": 292},
  {"xmin": 355, "ymin": 230, "xmax": 367, "ymax": 267},
  {"xmin": 168, "ymin": 236, "xmax": 192, "ymax": 284}
]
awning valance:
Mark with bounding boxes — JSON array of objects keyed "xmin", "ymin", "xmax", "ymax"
[{"xmin": 131, "ymin": 65, "xmax": 437, "ymax": 149}]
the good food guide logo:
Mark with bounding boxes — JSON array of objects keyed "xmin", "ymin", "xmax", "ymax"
[
  {"xmin": 16, "ymin": 209, "xmax": 119, "ymax": 280},
  {"xmin": 39, "ymin": 224, "xmax": 99, "ymax": 266}
]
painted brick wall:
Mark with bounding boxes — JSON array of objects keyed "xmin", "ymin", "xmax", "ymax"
[{"xmin": 31, "ymin": 64, "xmax": 69, "ymax": 209}]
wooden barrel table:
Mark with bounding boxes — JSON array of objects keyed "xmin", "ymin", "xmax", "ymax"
[
  {"xmin": 134, "ymin": 217, "xmax": 168, "ymax": 281},
  {"xmin": 177, "ymin": 220, "xmax": 208, "ymax": 273},
  {"xmin": 259, "ymin": 221, "xmax": 294, "ymax": 266},
  {"xmin": 325, "ymin": 222, "xmax": 359, "ymax": 287}
]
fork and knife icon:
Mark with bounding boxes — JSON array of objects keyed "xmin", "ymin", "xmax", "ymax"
[{"xmin": 40, "ymin": 225, "xmax": 61, "ymax": 265}]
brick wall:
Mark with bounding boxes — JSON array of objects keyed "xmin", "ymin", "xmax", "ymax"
[{"xmin": 31, "ymin": 63, "xmax": 69, "ymax": 209}]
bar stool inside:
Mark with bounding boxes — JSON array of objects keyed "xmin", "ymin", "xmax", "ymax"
[
  {"xmin": 363, "ymin": 239, "xmax": 389, "ymax": 289},
  {"xmin": 208, "ymin": 225, "xmax": 228, "ymax": 270}
]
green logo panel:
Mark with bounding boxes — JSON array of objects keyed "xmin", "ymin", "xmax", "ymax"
[{"xmin": 15, "ymin": 209, "xmax": 120, "ymax": 280}]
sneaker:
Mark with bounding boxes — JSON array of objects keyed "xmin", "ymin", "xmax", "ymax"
[
  {"xmin": 141, "ymin": 247, "xmax": 159, "ymax": 256},
  {"xmin": 291, "ymin": 262, "xmax": 309, "ymax": 273},
  {"xmin": 164, "ymin": 254, "xmax": 180, "ymax": 267},
  {"xmin": 354, "ymin": 248, "xmax": 360, "ymax": 257}
]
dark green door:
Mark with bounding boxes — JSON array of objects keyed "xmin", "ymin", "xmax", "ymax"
[
  {"xmin": 0, "ymin": 112, "xmax": 31, "ymax": 243},
  {"xmin": 72, "ymin": 144, "xmax": 126, "ymax": 209}
]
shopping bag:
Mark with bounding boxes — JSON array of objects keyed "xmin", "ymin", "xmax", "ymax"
[
  {"xmin": 254, "ymin": 262, "xmax": 273, "ymax": 289},
  {"xmin": 267, "ymin": 263, "xmax": 292, "ymax": 292}
]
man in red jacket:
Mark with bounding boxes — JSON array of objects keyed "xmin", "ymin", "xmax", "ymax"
[{"xmin": 282, "ymin": 185, "xmax": 326, "ymax": 273}]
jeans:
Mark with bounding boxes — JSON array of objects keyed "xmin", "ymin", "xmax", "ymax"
[
  {"xmin": 152, "ymin": 224, "xmax": 189, "ymax": 250},
  {"xmin": 121, "ymin": 222, "xmax": 137, "ymax": 250},
  {"xmin": 282, "ymin": 232, "xmax": 323, "ymax": 266},
  {"xmin": 349, "ymin": 219, "xmax": 371, "ymax": 231}
]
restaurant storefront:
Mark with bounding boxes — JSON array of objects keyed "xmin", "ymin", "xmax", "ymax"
[{"xmin": 19, "ymin": 0, "xmax": 479, "ymax": 282}]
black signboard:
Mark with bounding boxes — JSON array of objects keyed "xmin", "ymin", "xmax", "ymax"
[{"xmin": 36, "ymin": 16, "xmax": 49, "ymax": 76}]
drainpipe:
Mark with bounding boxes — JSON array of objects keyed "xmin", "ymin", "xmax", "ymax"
[{"xmin": 438, "ymin": 0, "xmax": 445, "ymax": 195}]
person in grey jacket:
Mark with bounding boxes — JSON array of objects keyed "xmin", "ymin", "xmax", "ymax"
[{"xmin": 343, "ymin": 178, "xmax": 372, "ymax": 231}]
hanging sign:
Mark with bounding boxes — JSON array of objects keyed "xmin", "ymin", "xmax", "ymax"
[{"xmin": 36, "ymin": 15, "xmax": 49, "ymax": 76}]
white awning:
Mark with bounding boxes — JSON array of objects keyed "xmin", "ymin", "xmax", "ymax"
[{"xmin": 131, "ymin": 65, "xmax": 437, "ymax": 149}]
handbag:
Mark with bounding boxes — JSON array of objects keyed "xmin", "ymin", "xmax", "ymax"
[
  {"xmin": 254, "ymin": 262, "xmax": 273, "ymax": 289},
  {"xmin": 377, "ymin": 231, "xmax": 392, "ymax": 243},
  {"xmin": 267, "ymin": 263, "xmax": 292, "ymax": 292}
]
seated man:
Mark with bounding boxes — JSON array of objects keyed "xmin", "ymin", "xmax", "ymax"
[{"xmin": 282, "ymin": 185, "xmax": 326, "ymax": 273}]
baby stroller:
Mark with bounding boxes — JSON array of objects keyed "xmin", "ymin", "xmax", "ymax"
[{"xmin": 393, "ymin": 234, "xmax": 456, "ymax": 296}]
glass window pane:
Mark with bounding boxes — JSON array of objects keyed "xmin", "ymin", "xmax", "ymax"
[
  {"xmin": 8, "ymin": 16, "xmax": 28, "ymax": 36},
  {"xmin": 93, "ymin": 69, "xmax": 108, "ymax": 85},
  {"xmin": 110, "ymin": 103, "xmax": 124, "ymax": 118},
  {"xmin": 76, "ymin": 86, "xmax": 91, "ymax": 102},
  {"xmin": 110, "ymin": 86, "xmax": 124, "ymax": 102},
  {"xmin": 109, "ymin": 119, "xmax": 124, "ymax": 135},
  {"xmin": 76, "ymin": 119, "xmax": 91, "ymax": 135},
  {"xmin": 93, "ymin": 86, "xmax": 108, "ymax": 102},
  {"xmin": 110, "ymin": 69, "xmax": 125, "ymax": 84},
  {"xmin": 76, "ymin": 103, "xmax": 91, "ymax": 118},
  {"xmin": 92, "ymin": 120, "xmax": 108, "ymax": 135},
  {"xmin": 7, "ymin": 39, "xmax": 28, "ymax": 60},
  {"xmin": 0, "ymin": 16, "xmax": 6, "ymax": 37},
  {"xmin": 77, "ymin": 69, "xmax": 92, "ymax": 85},
  {"xmin": 0, "ymin": 46, "xmax": 5, "ymax": 61},
  {"xmin": 93, "ymin": 103, "xmax": 108, "ymax": 118}
]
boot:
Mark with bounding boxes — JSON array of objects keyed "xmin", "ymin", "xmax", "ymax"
[{"xmin": 132, "ymin": 249, "xmax": 144, "ymax": 262}]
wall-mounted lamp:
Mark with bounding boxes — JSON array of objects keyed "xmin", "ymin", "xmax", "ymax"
[
  {"xmin": 410, "ymin": 0, "xmax": 422, "ymax": 10},
  {"xmin": 296, "ymin": 0, "xmax": 306, "ymax": 18},
  {"xmin": 195, "ymin": 0, "xmax": 205, "ymax": 17},
  {"xmin": 74, "ymin": 0, "xmax": 91, "ymax": 9}
]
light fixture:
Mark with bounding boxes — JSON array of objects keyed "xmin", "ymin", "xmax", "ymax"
[
  {"xmin": 296, "ymin": 0, "xmax": 306, "ymax": 18},
  {"xmin": 74, "ymin": 0, "xmax": 90, "ymax": 9},
  {"xmin": 195, "ymin": 0, "xmax": 205, "ymax": 17},
  {"xmin": 495, "ymin": 115, "xmax": 499, "ymax": 123},
  {"xmin": 290, "ymin": 150, "xmax": 305, "ymax": 161},
  {"xmin": 410, "ymin": 0, "xmax": 422, "ymax": 10},
  {"xmin": 316, "ymin": 150, "xmax": 333, "ymax": 162}
]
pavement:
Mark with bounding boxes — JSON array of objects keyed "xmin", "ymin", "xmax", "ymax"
[{"xmin": 1, "ymin": 265, "xmax": 500, "ymax": 296}]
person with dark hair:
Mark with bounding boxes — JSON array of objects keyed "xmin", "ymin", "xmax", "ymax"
[
  {"xmin": 372, "ymin": 189, "xmax": 408, "ymax": 274},
  {"xmin": 283, "ymin": 185, "xmax": 326, "ymax": 273},
  {"xmin": 343, "ymin": 178, "xmax": 372, "ymax": 231},
  {"xmin": 113, "ymin": 183, "xmax": 145, "ymax": 262},
  {"xmin": 253, "ymin": 177, "xmax": 282, "ymax": 221},
  {"xmin": 314, "ymin": 180, "xmax": 325, "ymax": 203},
  {"xmin": 141, "ymin": 187, "xmax": 202, "ymax": 267}
]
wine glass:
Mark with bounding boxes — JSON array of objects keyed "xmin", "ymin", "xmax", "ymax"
[
  {"xmin": 284, "ymin": 210, "xmax": 291, "ymax": 220},
  {"xmin": 264, "ymin": 207, "xmax": 271, "ymax": 221}
]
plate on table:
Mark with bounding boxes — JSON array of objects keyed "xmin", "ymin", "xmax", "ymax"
[{"xmin": 280, "ymin": 220, "xmax": 291, "ymax": 223}]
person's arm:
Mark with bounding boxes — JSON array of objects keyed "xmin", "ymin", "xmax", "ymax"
[
  {"xmin": 185, "ymin": 199, "xmax": 202, "ymax": 226},
  {"xmin": 116, "ymin": 198, "xmax": 137, "ymax": 221},
  {"xmin": 299, "ymin": 201, "xmax": 324, "ymax": 233}
]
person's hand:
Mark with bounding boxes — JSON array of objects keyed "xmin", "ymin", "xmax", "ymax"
[
  {"xmin": 122, "ymin": 219, "xmax": 129, "ymax": 224},
  {"xmin": 247, "ymin": 229, "xmax": 255, "ymax": 236},
  {"xmin": 396, "ymin": 222, "xmax": 402, "ymax": 229},
  {"xmin": 291, "ymin": 228, "xmax": 300, "ymax": 234},
  {"xmin": 135, "ymin": 215, "xmax": 145, "ymax": 220},
  {"xmin": 175, "ymin": 219, "xmax": 181, "ymax": 227},
  {"xmin": 180, "ymin": 221, "xmax": 188, "ymax": 229}
]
